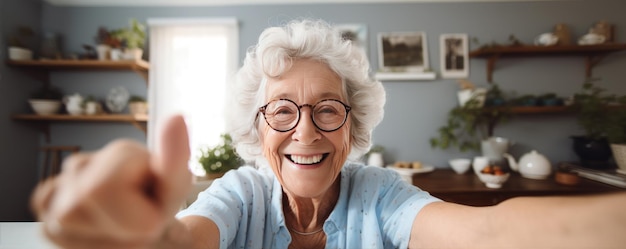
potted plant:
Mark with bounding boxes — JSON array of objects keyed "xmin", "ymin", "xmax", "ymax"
[
  {"xmin": 569, "ymin": 79, "xmax": 621, "ymax": 168},
  {"xmin": 28, "ymin": 85, "xmax": 64, "ymax": 115},
  {"xmin": 94, "ymin": 27, "xmax": 122, "ymax": 60},
  {"xmin": 112, "ymin": 19, "xmax": 146, "ymax": 60},
  {"xmin": 7, "ymin": 26, "xmax": 35, "ymax": 60},
  {"xmin": 198, "ymin": 133, "xmax": 242, "ymax": 179},
  {"xmin": 128, "ymin": 95, "xmax": 148, "ymax": 115},
  {"xmin": 431, "ymin": 83, "xmax": 511, "ymax": 153}
]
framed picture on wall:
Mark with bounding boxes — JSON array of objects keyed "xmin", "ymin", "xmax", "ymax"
[
  {"xmin": 440, "ymin": 33, "xmax": 469, "ymax": 79},
  {"xmin": 335, "ymin": 24, "xmax": 368, "ymax": 59},
  {"xmin": 377, "ymin": 32, "xmax": 429, "ymax": 73}
]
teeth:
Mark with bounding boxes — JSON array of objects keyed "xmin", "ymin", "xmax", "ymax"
[{"xmin": 289, "ymin": 155, "xmax": 323, "ymax": 165}]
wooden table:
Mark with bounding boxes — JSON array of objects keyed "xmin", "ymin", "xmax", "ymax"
[{"xmin": 412, "ymin": 169, "xmax": 623, "ymax": 206}]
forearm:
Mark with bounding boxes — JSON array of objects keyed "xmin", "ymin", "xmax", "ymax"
[
  {"xmin": 488, "ymin": 192, "xmax": 626, "ymax": 248},
  {"xmin": 156, "ymin": 216, "xmax": 220, "ymax": 249}
]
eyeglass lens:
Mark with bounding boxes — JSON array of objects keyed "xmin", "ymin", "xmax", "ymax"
[{"xmin": 261, "ymin": 99, "xmax": 349, "ymax": 132}]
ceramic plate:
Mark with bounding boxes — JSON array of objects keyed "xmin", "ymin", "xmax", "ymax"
[{"xmin": 386, "ymin": 165, "xmax": 435, "ymax": 176}]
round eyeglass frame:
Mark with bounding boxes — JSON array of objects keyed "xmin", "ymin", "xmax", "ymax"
[{"xmin": 258, "ymin": 98, "xmax": 352, "ymax": 132}]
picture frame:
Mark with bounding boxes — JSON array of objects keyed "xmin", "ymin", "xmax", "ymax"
[
  {"xmin": 335, "ymin": 24, "xmax": 368, "ymax": 58},
  {"xmin": 377, "ymin": 32, "xmax": 429, "ymax": 73},
  {"xmin": 440, "ymin": 33, "xmax": 469, "ymax": 79}
]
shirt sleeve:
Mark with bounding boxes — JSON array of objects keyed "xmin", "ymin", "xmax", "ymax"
[
  {"xmin": 376, "ymin": 167, "xmax": 442, "ymax": 248},
  {"xmin": 176, "ymin": 166, "xmax": 270, "ymax": 249}
]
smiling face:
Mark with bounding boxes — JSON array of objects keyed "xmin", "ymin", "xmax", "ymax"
[{"xmin": 259, "ymin": 59, "xmax": 351, "ymax": 198}]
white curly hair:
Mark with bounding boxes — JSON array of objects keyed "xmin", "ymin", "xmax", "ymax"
[{"xmin": 226, "ymin": 18, "xmax": 386, "ymax": 164}]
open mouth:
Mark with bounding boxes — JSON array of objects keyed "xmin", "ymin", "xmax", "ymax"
[{"xmin": 286, "ymin": 153, "xmax": 330, "ymax": 165}]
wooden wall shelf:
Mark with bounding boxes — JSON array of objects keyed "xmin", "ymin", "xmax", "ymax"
[
  {"xmin": 12, "ymin": 114, "xmax": 148, "ymax": 141},
  {"xmin": 6, "ymin": 59, "xmax": 150, "ymax": 84},
  {"xmin": 469, "ymin": 43, "xmax": 626, "ymax": 82}
]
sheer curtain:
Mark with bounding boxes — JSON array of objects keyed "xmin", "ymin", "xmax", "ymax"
[{"xmin": 147, "ymin": 18, "xmax": 238, "ymax": 175}]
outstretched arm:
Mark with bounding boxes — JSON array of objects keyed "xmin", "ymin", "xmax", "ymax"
[
  {"xmin": 31, "ymin": 115, "xmax": 220, "ymax": 249},
  {"xmin": 410, "ymin": 192, "xmax": 626, "ymax": 248}
]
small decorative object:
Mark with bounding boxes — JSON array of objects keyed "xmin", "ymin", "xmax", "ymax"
[
  {"xmin": 198, "ymin": 133, "xmax": 242, "ymax": 179},
  {"xmin": 106, "ymin": 86, "xmax": 130, "ymax": 113},
  {"xmin": 534, "ymin": 33, "xmax": 558, "ymax": 46},
  {"xmin": 83, "ymin": 95, "xmax": 101, "ymax": 115},
  {"xmin": 128, "ymin": 95, "xmax": 148, "ymax": 115},
  {"xmin": 591, "ymin": 20, "xmax": 613, "ymax": 43},
  {"xmin": 378, "ymin": 31, "xmax": 429, "ymax": 73},
  {"xmin": 553, "ymin": 23, "xmax": 572, "ymax": 45},
  {"xmin": 28, "ymin": 85, "xmax": 64, "ymax": 115},
  {"xmin": 448, "ymin": 158, "xmax": 471, "ymax": 174},
  {"xmin": 64, "ymin": 93, "xmax": 85, "ymax": 115},
  {"xmin": 7, "ymin": 26, "xmax": 35, "ymax": 60},
  {"xmin": 366, "ymin": 145, "xmax": 385, "ymax": 167},
  {"xmin": 578, "ymin": 31, "xmax": 606, "ymax": 45},
  {"xmin": 456, "ymin": 80, "xmax": 487, "ymax": 107},
  {"xmin": 440, "ymin": 33, "xmax": 469, "ymax": 79},
  {"xmin": 477, "ymin": 169, "xmax": 510, "ymax": 189}
]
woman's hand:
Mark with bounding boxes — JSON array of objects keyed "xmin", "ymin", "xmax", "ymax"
[{"xmin": 31, "ymin": 115, "xmax": 193, "ymax": 249}]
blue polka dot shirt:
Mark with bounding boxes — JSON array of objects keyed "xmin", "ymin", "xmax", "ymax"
[{"xmin": 176, "ymin": 162, "xmax": 440, "ymax": 249}]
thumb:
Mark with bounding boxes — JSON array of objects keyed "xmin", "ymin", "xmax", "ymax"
[{"xmin": 153, "ymin": 114, "xmax": 192, "ymax": 213}]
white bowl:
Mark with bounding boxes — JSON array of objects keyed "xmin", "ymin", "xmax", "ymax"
[
  {"xmin": 477, "ymin": 172, "xmax": 510, "ymax": 189},
  {"xmin": 449, "ymin": 158, "xmax": 471, "ymax": 174},
  {"xmin": 29, "ymin": 99, "xmax": 62, "ymax": 115},
  {"xmin": 8, "ymin": 47, "xmax": 33, "ymax": 60}
]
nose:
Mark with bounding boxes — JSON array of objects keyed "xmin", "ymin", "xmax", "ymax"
[{"xmin": 292, "ymin": 108, "xmax": 321, "ymax": 144}]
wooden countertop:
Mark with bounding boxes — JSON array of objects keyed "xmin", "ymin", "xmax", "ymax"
[{"xmin": 411, "ymin": 169, "xmax": 622, "ymax": 206}]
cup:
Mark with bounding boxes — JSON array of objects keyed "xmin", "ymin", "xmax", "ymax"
[{"xmin": 449, "ymin": 158, "xmax": 471, "ymax": 174}]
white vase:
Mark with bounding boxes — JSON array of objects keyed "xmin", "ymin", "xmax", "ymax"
[
  {"xmin": 367, "ymin": 152, "xmax": 384, "ymax": 167},
  {"xmin": 123, "ymin": 48, "xmax": 143, "ymax": 61},
  {"xmin": 95, "ymin": 44, "xmax": 110, "ymax": 60},
  {"xmin": 110, "ymin": 48, "xmax": 123, "ymax": 61}
]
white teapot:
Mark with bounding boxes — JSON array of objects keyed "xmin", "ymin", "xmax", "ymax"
[
  {"xmin": 64, "ymin": 93, "xmax": 84, "ymax": 115},
  {"xmin": 504, "ymin": 150, "xmax": 552, "ymax": 180}
]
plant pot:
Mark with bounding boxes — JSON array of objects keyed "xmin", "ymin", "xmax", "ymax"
[
  {"xmin": 128, "ymin": 101, "xmax": 148, "ymax": 115},
  {"xmin": 610, "ymin": 144, "xmax": 626, "ymax": 174},
  {"xmin": 123, "ymin": 48, "xmax": 143, "ymax": 61},
  {"xmin": 571, "ymin": 136, "xmax": 613, "ymax": 169},
  {"xmin": 8, "ymin": 47, "xmax": 33, "ymax": 60},
  {"xmin": 95, "ymin": 44, "xmax": 111, "ymax": 60},
  {"xmin": 110, "ymin": 48, "xmax": 123, "ymax": 61}
]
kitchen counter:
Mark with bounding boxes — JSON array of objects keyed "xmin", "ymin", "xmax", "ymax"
[{"xmin": 412, "ymin": 169, "xmax": 623, "ymax": 206}]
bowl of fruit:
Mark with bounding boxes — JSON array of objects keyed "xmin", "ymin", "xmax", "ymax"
[{"xmin": 477, "ymin": 165, "xmax": 510, "ymax": 189}]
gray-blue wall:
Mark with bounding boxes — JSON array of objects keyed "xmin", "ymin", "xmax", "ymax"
[{"xmin": 2, "ymin": 0, "xmax": 626, "ymax": 220}]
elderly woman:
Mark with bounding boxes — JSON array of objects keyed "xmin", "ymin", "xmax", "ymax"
[{"xmin": 32, "ymin": 19, "xmax": 625, "ymax": 249}]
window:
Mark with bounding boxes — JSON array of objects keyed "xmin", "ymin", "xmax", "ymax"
[{"xmin": 147, "ymin": 18, "xmax": 238, "ymax": 176}]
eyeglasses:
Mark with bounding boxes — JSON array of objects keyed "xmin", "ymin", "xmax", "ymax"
[{"xmin": 259, "ymin": 99, "xmax": 351, "ymax": 132}]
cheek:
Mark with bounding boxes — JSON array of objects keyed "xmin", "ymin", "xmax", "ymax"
[
  {"xmin": 331, "ymin": 126, "xmax": 352, "ymax": 171},
  {"xmin": 260, "ymin": 124, "xmax": 284, "ymax": 174}
]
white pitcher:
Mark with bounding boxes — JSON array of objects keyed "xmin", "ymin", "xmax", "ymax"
[{"xmin": 64, "ymin": 93, "xmax": 84, "ymax": 115}]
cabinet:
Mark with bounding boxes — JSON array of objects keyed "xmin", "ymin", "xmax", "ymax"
[{"xmin": 7, "ymin": 59, "xmax": 150, "ymax": 141}]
